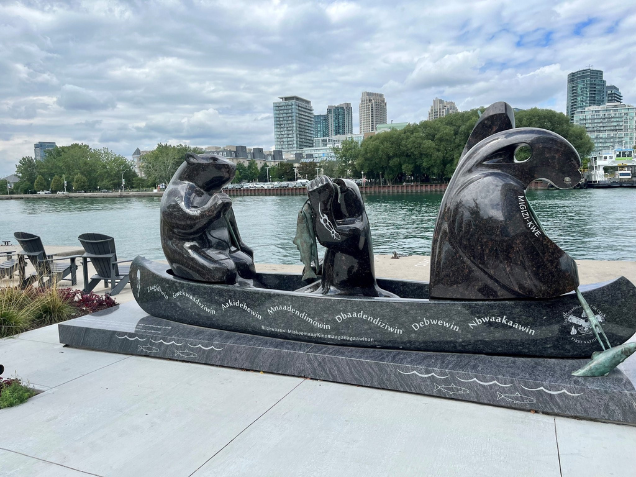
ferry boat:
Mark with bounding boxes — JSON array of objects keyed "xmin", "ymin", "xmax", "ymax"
[{"xmin": 585, "ymin": 148, "xmax": 636, "ymax": 187}]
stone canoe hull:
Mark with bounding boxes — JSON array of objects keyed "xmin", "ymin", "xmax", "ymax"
[{"xmin": 130, "ymin": 256, "xmax": 636, "ymax": 358}]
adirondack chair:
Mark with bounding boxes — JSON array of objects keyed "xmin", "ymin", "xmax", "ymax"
[
  {"xmin": 0, "ymin": 251, "xmax": 17, "ymax": 280},
  {"xmin": 78, "ymin": 233, "xmax": 131, "ymax": 296},
  {"xmin": 13, "ymin": 232, "xmax": 78, "ymax": 288}
]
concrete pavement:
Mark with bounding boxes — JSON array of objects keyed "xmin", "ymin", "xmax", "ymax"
[
  {"xmin": 2, "ymin": 324, "xmax": 636, "ymax": 476},
  {"xmin": 1, "ymin": 253, "xmax": 636, "ymax": 475}
]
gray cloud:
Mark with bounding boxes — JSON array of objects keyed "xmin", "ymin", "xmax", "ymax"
[
  {"xmin": 57, "ymin": 84, "xmax": 116, "ymax": 111},
  {"xmin": 1, "ymin": 0, "xmax": 635, "ymax": 177}
]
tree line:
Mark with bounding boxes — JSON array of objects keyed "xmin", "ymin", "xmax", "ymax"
[
  {"xmin": 332, "ymin": 108, "xmax": 594, "ymax": 184},
  {"xmin": 9, "ymin": 144, "xmax": 139, "ymax": 194},
  {"xmin": 5, "ymin": 108, "xmax": 594, "ymax": 194}
]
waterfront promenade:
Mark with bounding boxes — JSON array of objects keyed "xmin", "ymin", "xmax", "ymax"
[{"xmin": 1, "ymin": 248, "xmax": 635, "ymax": 476}]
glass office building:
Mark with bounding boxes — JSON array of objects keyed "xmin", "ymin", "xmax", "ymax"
[
  {"xmin": 573, "ymin": 103, "xmax": 636, "ymax": 153},
  {"xmin": 566, "ymin": 68, "xmax": 606, "ymax": 122},
  {"xmin": 273, "ymin": 96, "xmax": 314, "ymax": 150},
  {"xmin": 606, "ymin": 85, "xmax": 623, "ymax": 104},
  {"xmin": 314, "ymin": 114, "xmax": 328, "ymax": 138},
  {"xmin": 34, "ymin": 142, "xmax": 56, "ymax": 160},
  {"xmin": 327, "ymin": 103, "xmax": 353, "ymax": 137}
]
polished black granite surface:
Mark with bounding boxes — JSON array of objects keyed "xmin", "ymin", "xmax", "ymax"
[
  {"xmin": 304, "ymin": 176, "xmax": 394, "ymax": 297},
  {"xmin": 430, "ymin": 103, "xmax": 582, "ymax": 300},
  {"xmin": 160, "ymin": 153, "xmax": 256, "ymax": 284},
  {"xmin": 59, "ymin": 301, "xmax": 636, "ymax": 426},
  {"xmin": 130, "ymin": 258, "xmax": 636, "ymax": 359}
]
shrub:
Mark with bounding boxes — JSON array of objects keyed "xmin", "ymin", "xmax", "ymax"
[
  {"xmin": 60, "ymin": 289, "xmax": 118, "ymax": 314},
  {"xmin": 0, "ymin": 287, "xmax": 38, "ymax": 338},
  {"xmin": 0, "ymin": 284, "xmax": 117, "ymax": 338},
  {"xmin": 32, "ymin": 286, "xmax": 74, "ymax": 327},
  {"xmin": 0, "ymin": 377, "xmax": 35, "ymax": 409}
]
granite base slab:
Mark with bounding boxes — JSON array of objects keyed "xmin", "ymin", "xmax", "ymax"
[{"xmin": 58, "ymin": 301, "xmax": 636, "ymax": 426}]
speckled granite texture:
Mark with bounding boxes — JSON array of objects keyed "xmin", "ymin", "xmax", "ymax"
[{"xmin": 59, "ymin": 301, "xmax": 636, "ymax": 426}]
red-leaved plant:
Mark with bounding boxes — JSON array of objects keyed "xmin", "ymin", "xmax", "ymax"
[{"xmin": 59, "ymin": 289, "xmax": 118, "ymax": 314}]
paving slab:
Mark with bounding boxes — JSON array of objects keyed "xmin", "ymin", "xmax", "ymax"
[
  {"xmin": 14, "ymin": 323, "xmax": 62, "ymax": 344},
  {"xmin": 0, "ymin": 357, "xmax": 303, "ymax": 477},
  {"xmin": 193, "ymin": 379, "xmax": 561, "ymax": 477},
  {"xmin": 59, "ymin": 301, "xmax": 636, "ymax": 425},
  {"xmin": 555, "ymin": 417, "xmax": 636, "ymax": 477},
  {"xmin": 0, "ymin": 449, "xmax": 96, "ymax": 477},
  {"xmin": 0, "ymin": 337, "xmax": 129, "ymax": 388}
]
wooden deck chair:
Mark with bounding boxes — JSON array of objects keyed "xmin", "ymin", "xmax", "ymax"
[
  {"xmin": 13, "ymin": 232, "xmax": 78, "ymax": 288},
  {"xmin": 78, "ymin": 233, "xmax": 131, "ymax": 296},
  {"xmin": 0, "ymin": 251, "xmax": 18, "ymax": 280}
]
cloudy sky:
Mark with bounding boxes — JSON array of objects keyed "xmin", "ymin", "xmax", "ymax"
[{"xmin": 1, "ymin": 0, "xmax": 635, "ymax": 177}]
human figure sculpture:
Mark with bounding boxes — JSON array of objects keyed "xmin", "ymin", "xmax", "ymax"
[
  {"xmin": 160, "ymin": 153, "xmax": 255, "ymax": 284},
  {"xmin": 300, "ymin": 175, "xmax": 396, "ymax": 297},
  {"xmin": 430, "ymin": 105, "xmax": 581, "ymax": 300}
]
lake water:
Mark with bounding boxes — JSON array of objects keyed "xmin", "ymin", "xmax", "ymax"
[{"xmin": 1, "ymin": 189, "xmax": 635, "ymax": 263}]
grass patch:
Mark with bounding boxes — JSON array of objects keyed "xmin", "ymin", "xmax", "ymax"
[{"xmin": 0, "ymin": 377, "xmax": 36, "ymax": 409}]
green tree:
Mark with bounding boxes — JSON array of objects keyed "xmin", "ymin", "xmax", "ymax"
[
  {"xmin": 320, "ymin": 160, "xmax": 338, "ymax": 178},
  {"xmin": 73, "ymin": 174, "xmax": 88, "ymax": 192},
  {"xmin": 246, "ymin": 160, "xmax": 260, "ymax": 182},
  {"xmin": 297, "ymin": 161, "xmax": 317, "ymax": 179},
  {"xmin": 514, "ymin": 108, "xmax": 594, "ymax": 160},
  {"xmin": 34, "ymin": 175, "xmax": 47, "ymax": 192},
  {"xmin": 15, "ymin": 156, "xmax": 38, "ymax": 192},
  {"xmin": 39, "ymin": 144, "xmax": 93, "ymax": 187},
  {"xmin": 92, "ymin": 148, "xmax": 135, "ymax": 190},
  {"xmin": 50, "ymin": 175, "xmax": 63, "ymax": 192},
  {"xmin": 276, "ymin": 162, "xmax": 296, "ymax": 181},
  {"xmin": 333, "ymin": 139, "xmax": 361, "ymax": 177},
  {"xmin": 140, "ymin": 143, "xmax": 203, "ymax": 185},
  {"xmin": 234, "ymin": 163, "xmax": 248, "ymax": 183},
  {"xmin": 0, "ymin": 179, "xmax": 8, "ymax": 195},
  {"xmin": 132, "ymin": 176, "xmax": 149, "ymax": 191},
  {"xmin": 257, "ymin": 164, "xmax": 269, "ymax": 182}
]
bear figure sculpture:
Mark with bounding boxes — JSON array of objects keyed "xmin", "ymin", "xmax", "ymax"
[{"xmin": 160, "ymin": 153, "xmax": 255, "ymax": 284}]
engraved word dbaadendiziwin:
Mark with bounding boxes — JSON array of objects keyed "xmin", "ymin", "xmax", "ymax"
[
  {"xmin": 468, "ymin": 315, "xmax": 535, "ymax": 335},
  {"xmin": 411, "ymin": 318, "xmax": 460, "ymax": 332},
  {"xmin": 518, "ymin": 196, "xmax": 542, "ymax": 237},
  {"xmin": 267, "ymin": 304, "xmax": 331, "ymax": 329},
  {"xmin": 334, "ymin": 311, "xmax": 403, "ymax": 334}
]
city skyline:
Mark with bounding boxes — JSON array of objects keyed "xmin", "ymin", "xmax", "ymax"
[{"xmin": 1, "ymin": 0, "xmax": 636, "ymax": 177}]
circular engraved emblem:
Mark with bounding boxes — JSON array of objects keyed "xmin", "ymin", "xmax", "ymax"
[{"xmin": 562, "ymin": 304, "xmax": 606, "ymax": 344}]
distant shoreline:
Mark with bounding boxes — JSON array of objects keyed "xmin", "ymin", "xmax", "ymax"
[
  {"xmin": 0, "ymin": 191, "xmax": 163, "ymax": 200},
  {"xmin": 0, "ymin": 180, "xmax": 557, "ymax": 200}
]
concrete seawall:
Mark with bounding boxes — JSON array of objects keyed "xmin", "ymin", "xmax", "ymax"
[{"xmin": 0, "ymin": 180, "xmax": 549, "ymax": 200}]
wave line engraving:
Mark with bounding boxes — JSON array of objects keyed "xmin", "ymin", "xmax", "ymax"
[
  {"xmin": 187, "ymin": 343, "xmax": 224, "ymax": 351},
  {"xmin": 150, "ymin": 339, "xmax": 183, "ymax": 346},
  {"xmin": 456, "ymin": 377, "xmax": 513, "ymax": 387},
  {"xmin": 116, "ymin": 335, "xmax": 146, "ymax": 341},
  {"xmin": 397, "ymin": 369, "xmax": 449, "ymax": 379},
  {"xmin": 520, "ymin": 385, "xmax": 582, "ymax": 396}
]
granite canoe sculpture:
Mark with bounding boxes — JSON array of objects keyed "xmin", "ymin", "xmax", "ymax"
[
  {"xmin": 131, "ymin": 101, "xmax": 636, "ymax": 362},
  {"xmin": 131, "ymin": 257, "xmax": 636, "ymax": 359}
]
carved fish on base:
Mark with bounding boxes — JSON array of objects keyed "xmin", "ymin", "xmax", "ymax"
[
  {"xmin": 496, "ymin": 392, "xmax": 535, "ymax": 404},
  {"xmin": 434, "ymin": 384, "xmax": 469, "ymax": 395}
]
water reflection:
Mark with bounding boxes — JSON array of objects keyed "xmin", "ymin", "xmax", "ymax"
[{"xmin": 1, "ymin": 189, "xmax": 634, "ymax": 263}]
